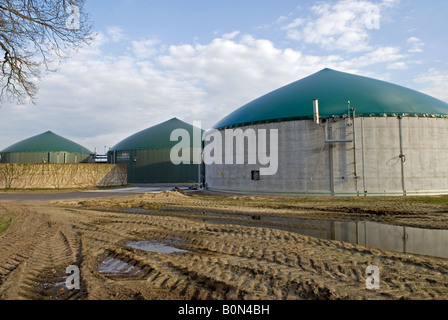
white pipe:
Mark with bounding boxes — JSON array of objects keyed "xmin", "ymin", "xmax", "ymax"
[
  {"xmin": 361, "ymin": 118, "xmax": 367, "ymax": 195},
  {"xmin": 352, "ymin": 108, "xmax": 359, "ymax": 181},
  {"xmin": 398, "ymin": 117, "xmax": 407, "ymax": 196},
  {"xmin": 313, "ymin": 99, "xmax": 320, "ymax": 125}
]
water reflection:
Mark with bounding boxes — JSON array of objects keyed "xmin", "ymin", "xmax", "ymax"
[
  {"xmin": 126, "ymin": 240, "xmax": 190, "ymax": 254},
  {"xmin": 205, "ymin": 213, "xmax": 448, "ymax": 259},
  {"xmin": 344, "ymin": 221, "xmax": 448, "ymax": 259},
  {"xmin": 120, "ymin": 208, "xmax": 448, "ymax": 259}
]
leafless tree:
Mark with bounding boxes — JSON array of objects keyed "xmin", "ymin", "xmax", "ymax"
[{"xmin": 0, "ymin": 0, "xmax": 94, "ymax": 104}]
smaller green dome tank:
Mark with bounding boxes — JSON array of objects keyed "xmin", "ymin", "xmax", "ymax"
[
  {"xmin": 111, "ymin": 118, "xmax": 202, "ymax": 151},
  {"xmin": 1, "ymin": 131, "xmax": 92, "ymax": 154}
]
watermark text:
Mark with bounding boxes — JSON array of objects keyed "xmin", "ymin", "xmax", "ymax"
[{"xmin": 66, "ymin": 5, "xmax": 80, "ymax": 30}]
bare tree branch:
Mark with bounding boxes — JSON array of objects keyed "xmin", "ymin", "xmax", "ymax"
[{"xmin": 0, "ymin": 0, "xmax": 94, "ymax": 104}]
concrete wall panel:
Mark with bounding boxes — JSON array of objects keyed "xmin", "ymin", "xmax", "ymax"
[
  {"xmin": 0, "ymin": 164, "xmax": 127, "ymax": 189},
  {"xmin": 205, "ymin": 117, "xmax": 448, "ymax": 195}
]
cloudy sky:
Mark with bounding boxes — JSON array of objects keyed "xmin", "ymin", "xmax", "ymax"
[{"xmin": 1, "ymin": 0, "xmax": 447, "ymax": 153}]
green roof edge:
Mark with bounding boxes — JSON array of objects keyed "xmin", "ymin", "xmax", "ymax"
[{"xmin": 215, "ymin": 112, "xmax": 448, "ymax": 130}]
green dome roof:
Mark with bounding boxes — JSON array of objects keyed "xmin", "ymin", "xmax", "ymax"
[
  {"xmin": 111, "ymin": 118, "xmax": 203, "ymax": 151},
  {"xmin": 214, "ymin": 68, "xmax": 448, "ymax": 129},
  {"xmin": 1, "ymin": 131, "xmax": 91, "ymax": 154}
]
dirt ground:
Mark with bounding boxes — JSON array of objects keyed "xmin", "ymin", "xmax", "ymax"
[{"xmin": 1, "ymin": 190, "xmax": 448, "ymax": 300}]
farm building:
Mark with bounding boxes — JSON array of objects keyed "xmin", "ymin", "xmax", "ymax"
[
  {"xmin": 0, "ymin": 131, "xmax": 92, "ymax": 164},
  {"xmin": 205, "ymin": 68, "xmax": 448, "ymax": 196},
  {"xmin": 108, "ymin": 118, "xmax": 203, "ymax": 184}
]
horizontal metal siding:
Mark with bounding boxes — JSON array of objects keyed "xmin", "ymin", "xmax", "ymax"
[
  {"xmin": 0, "ymin": 152, "xmax": 90, "ymax": 164},
  {"xmin": 115, "ymin": 149, "xmax": 199, "ymax": 184}
]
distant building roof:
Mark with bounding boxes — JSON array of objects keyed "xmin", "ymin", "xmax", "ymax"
[
  {"xmin": 214, "ymin": 68, "xmax": 448, "ymax": 129},
  {"xmin": 1, "ymin": 131, "xmax": 91, "ymax": 154},
  {"xmin": 110, "ymin": 118, "xmax": 203, "ymax": 151}
]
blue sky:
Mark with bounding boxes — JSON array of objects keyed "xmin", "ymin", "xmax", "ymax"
[
  {"xmin": 1, "ymin": 0, "xmax": 447, "ymax": 152},
  {"xmin": 86, "ymin": 1, "xmax": 302, "ymax": 43}
]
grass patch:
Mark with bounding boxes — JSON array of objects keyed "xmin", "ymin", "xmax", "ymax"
[
  {"xmin": 0, "ymin": 217, "xmax": 10, "ymax": 234},
  {"xmin": 404, "ymin": 196, "xmax": 448, "ymax": 204},
  {"xmin": 1, "ymin": 184, "xmax": 133, "ymax": 193}
]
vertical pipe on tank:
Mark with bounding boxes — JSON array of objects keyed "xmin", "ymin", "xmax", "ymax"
[
  {"xmin": 361, "ymin": 118, "xmax": 367, "ymax": 196},
  {"xmin": 201, "ymin": 139, "xmax": 206, "ymax": 188},
  {"xmin": 398, "ymin": 116, "xmax": 407, "ymax": 196},
  {"xmin": 198, "ymin": 159, "xmax": 201, "ymax": 187},
  {"xmin": 328, "ymin": 122, "xmax": 335, "ymax": 196},
  {"xmin": 351, "ymin": 106, "xmax": 359, "ymax": 195},
  {"xmin": 313, "ymin": 99, "xmax": 320, "ymax": 125}
]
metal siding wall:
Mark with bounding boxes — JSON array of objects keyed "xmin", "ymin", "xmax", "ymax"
[
  {"xmin": 0, "ymin": 152, "xmax": 90, "ymax": 164},
  {"xmin": 116, "ymin": 149, "xmax": 199, "ymax": 184},
  {"xmin": 1, "ymin": 152, "xmax": 49, "ymax": 164}
]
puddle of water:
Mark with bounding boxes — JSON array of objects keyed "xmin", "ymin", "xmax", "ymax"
[
  {"xmin": 353, "ymin": 221, "xmax": 448, "ymax": 259},
  {"xmin": 41, "ymin": 280, "xmax": 67, "ymax": 291},
  {"xmin": 204, "ymin": 213, "xmax": 448, "ymax": 259},
  {"xmin": 98, "ymin": 257, "xmax": 140, "ymax": 277},
  {"xmin": 126, "ymin": 240, "xmax": 190, "ymax": 254},
  {"xmin": 204, "ymin": 212, "xmax": 333, "ymax": 240},
  {"xmin": 122, "ymin": 208, "xmax": 155, "ymax": 215},
  {"xmin": 117, "ymin": 207, "xmax": 448, "ymax": 259}
]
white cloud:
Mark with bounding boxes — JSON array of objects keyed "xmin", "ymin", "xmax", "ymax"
[
  {"xmin": 0, "ymin": 36, "xmax": 207, "ymax": 151},
  {"xmin": 407, "ymin": 37, "xmax": 425, "ymax": 53},
  {"xmin": 130, "ymin": 39, "xmax": 162, "ymax": 59},
  {"xmin": 276, "ymin": 16, "xmax": 289, "ymax": 24},
  {"xmin": 158, "ymin": 33, "xmax": 408, "ymax": 117},
  {"xmin": 414, "ymin": 69, "xmax": 448, "ymax": 102},
  {"xmin": 387, "ymin": 62, "xmax": 408, "ymax": 70},
  {"xmin": 283, "ymin": 18, "xmax": 305, "ymax": 30},
  {"xmin": 158, "ymin": 34, "xmax": 339, "ymax": 111},
  {"xmin": 0, "ymin": 27, "xmax": 407, "ymax": 151},
  {"xmin": 346, "ymin": 46, "xmax": 405, "ymax": 67},
  {"xmin": 106, "ymin": 26, "xmax": 126, "ymax": 42},
  {"xmin": 222, "ymin": 31, "xmax": 240, "ymax": 40},
  {"xmin": 281, "ymin": 0, "xmax": 399, "ymax": 52}
]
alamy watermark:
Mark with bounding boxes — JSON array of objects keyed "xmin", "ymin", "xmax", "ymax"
[
  {"xmin": 66, "ymin": 265, "xmax": 80, "ymax": 290},
  {"xmin": 170, "ymin": 122, "xmax": 279, "ymax": 176},
  {"xmin": 66, "ymin": 5, "xmax": 80, "ymax": 30},
  {"xmin": 365, "ymin": 5, "xmax": 381, "ymax": 30},
  {"xmin": 366, "ymin": 265, "xmax": 380, "ymax": 290}
]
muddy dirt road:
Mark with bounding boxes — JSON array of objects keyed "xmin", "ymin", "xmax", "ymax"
[{"xmin": 1, "ymin": 191, "xmax": 448, "ymax": 300}]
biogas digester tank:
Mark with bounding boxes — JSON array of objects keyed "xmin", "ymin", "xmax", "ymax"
[
  {"xmin": 109, "ymin": 118, "xmax": 203, "ymax": 184},
  {"xmin": 206, "ymin": 68, "xmax": 448, "ymax": 196},
  {"xmin": 0, "ymin": 131, "xmax": 92, "ymax": 164}
]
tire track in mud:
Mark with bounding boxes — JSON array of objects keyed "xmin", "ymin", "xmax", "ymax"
[
  {"xmin": 74, "ymin": 208, "xmax": 448, "ymax": 300},
  {"xmin": 0, "ymin": 205, "xmax": 84, "ymax": 300},
  {"xmin": 1, "ymin": 203, "xmax": 448, "ymax": 300},
  {"xmin": 89, "ymin": 213, "xmax": 445, "ymax": 300},
  {"xmin": 13, "ymin": 227, "xmax": 84, "ymax": 300}
]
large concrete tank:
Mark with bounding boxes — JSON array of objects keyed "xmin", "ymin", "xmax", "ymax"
[{"xmin": 205, "ymin": 68, "xmax": 448, "ymax": 196}]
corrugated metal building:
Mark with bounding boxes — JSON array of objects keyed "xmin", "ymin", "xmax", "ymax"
[
  {"xmin": 0, "ymin": 131, "xmax": 92, "ymax": 164},
  {"xmin": 205, "ymin": 68, "xmax": 448, "ymax": 196},
  {"xmin": 109, "ymin": 118, "xmax": 202, "ymax": 184}
]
